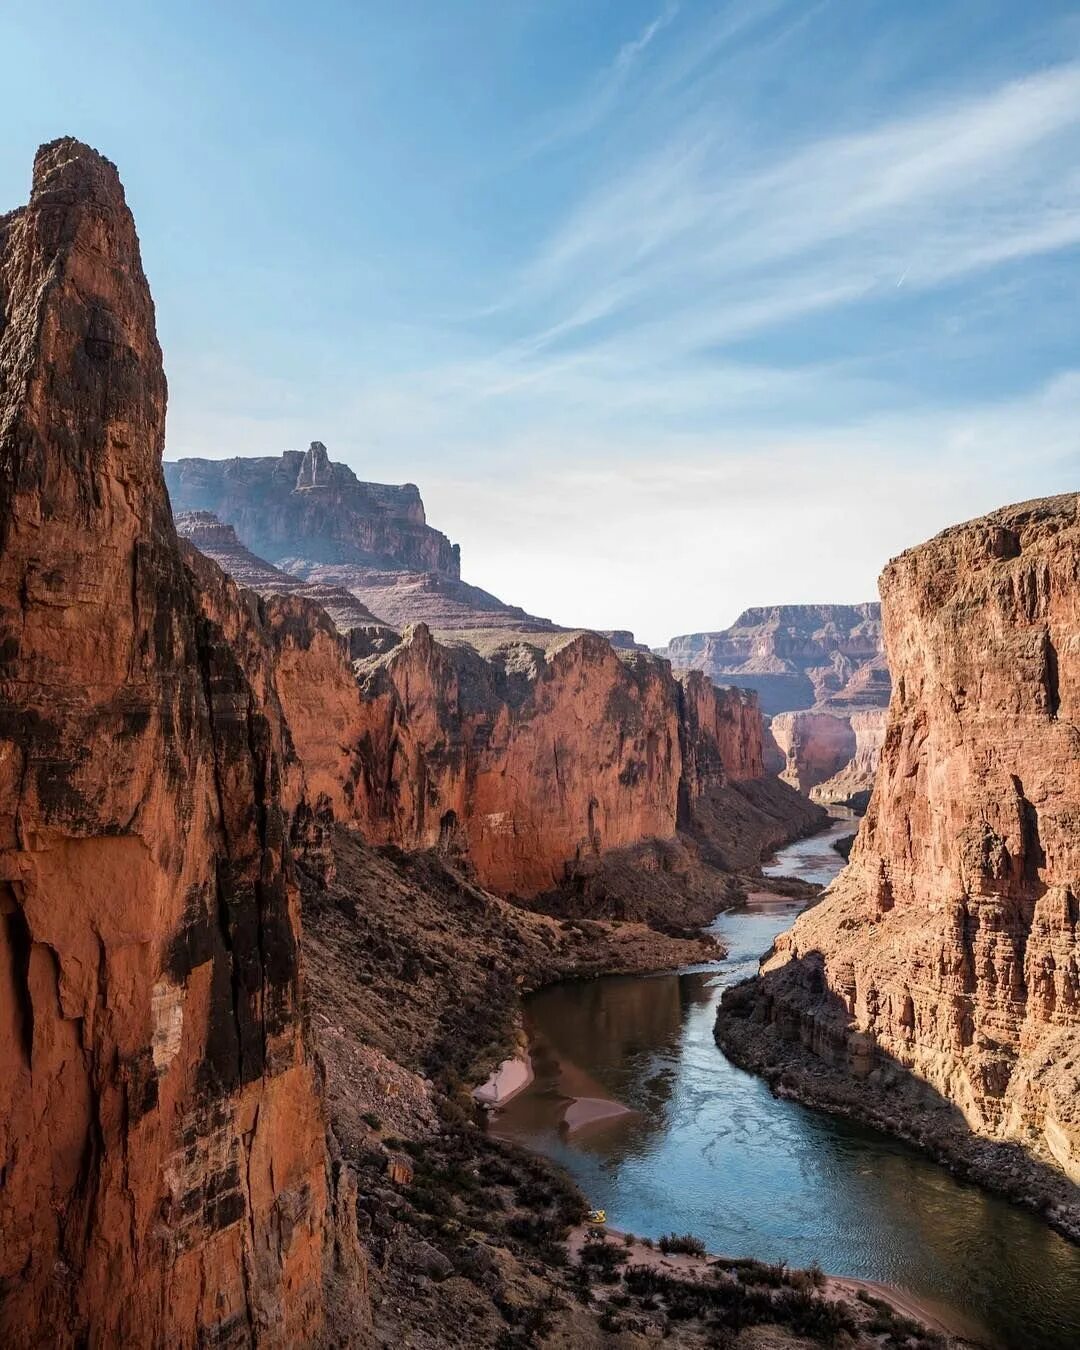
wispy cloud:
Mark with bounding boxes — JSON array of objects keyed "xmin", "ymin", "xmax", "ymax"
[
  {"xmin": 511, "ymin": 60, "xmax": 1080, "ymax": 358},
  {"xmin": 161, "ymin": 4, "xmax": 1080, "ymax": 642},
  {"xmin": 520, "ymin": 0, "xmax": 681, "ymax": 157}
]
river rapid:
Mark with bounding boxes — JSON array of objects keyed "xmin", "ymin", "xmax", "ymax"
[{"xmin": 493, "ymin": 816, "xmax": 1080, "ymax": 1350}]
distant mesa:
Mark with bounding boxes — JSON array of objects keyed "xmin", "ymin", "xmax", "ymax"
[
  {"xmin": 167, "ymin": 443, "xmax": 634, "ymax": 651},
  {"xmin": 165, "ymin": 443, "xmax": 460, "ymax": 575},
  {"xmin": 658, "ymin": 604, "xmax": 891, "ymax": 809}
]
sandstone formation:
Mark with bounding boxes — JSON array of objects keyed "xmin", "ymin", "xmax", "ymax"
[
  {"xmin": 0, "ymin": 140, "xmax": 363, "ymax": 1345},
  {"xmin": 719, "ymin": 496, "xmax": 1080, "ymax": 1233},
  {"xmin": 768, "ymin": 710, "xmax": 857, "ymax": 795},
  {"xmin": 661, "ymin": 605, "xmax": 891, "ymax": 806},
  {"xmin": 172, "ymin": 500, "xmax": 819, "ymax": 905},
  {"xmin": 809, "ymin": 707, "xmax": 888, "ymax": 810},
  {"xmin": 167, "ymin": 444, "xmax": 459, "ymax": 575},
  {"xmin": 659, "ymin": 604, "xmax": 888, "ymax": 715},
  {"xmin": 175, "ymin": 510, "xmax": 399, "ymax": 653},
  {"xmin": 335, "ymin": 625, "xmax": 792, "ymax": 899}
]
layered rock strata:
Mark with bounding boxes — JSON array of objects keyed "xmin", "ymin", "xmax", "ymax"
[
  {"xmin": 175, "ymin": 510, "xmax": 399, "ymax": 653},
  {"xmin": 768, "ymin": 710, "xmax": 857, "ymax": 795},
  {"xmin": 718, "ymin": 496, "xmax": 1080, "ymax": 1233},
  {"xmin": 173, "ymin": 521, "xmax": 815, "ymax": 904},
  {"xmin": 167, "ymin": 450, "xmax": 567, "ymax": 644},
  {"xmin": 659, "ymin": 604, "xmax": 888, "ymax": 715},
  {"xmin": 0, "ymin": 139, "xmax": 359, "ymax": 1346},
  {"xmin": 347, "ymin": 627, "xmax": 782, "ymax": 897},
  {"xmin": 661, "ymin": 604, "xmax": 890, "ymax": 804},
  {"xmin": 166, "ymin": 444, "xmax": 459, "ymax": 575},
  {"xmin": 809, "ymin": 708, "xmax": 888, "ymax": 810}
]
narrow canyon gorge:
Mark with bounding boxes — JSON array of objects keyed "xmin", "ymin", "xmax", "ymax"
[
  {"xmin": 660, "ymin": 605, "xmax": 891, "ymax": 811},
  {"xmin": 2, "ymin": 136, "xmax": 1076, "ymax": 1350}
]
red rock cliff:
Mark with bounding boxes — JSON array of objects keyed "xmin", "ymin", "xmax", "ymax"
[
  {"xmin": 724, "ymin": 496, "xmax": 1080, "ymax": 1198},
  {"xmin": 0, "ymin": 140, "xmax": 350, "ymax": 1347},
  {"xmin": 294, "ymin": 626, "xmax": 772, "ymax": 897}
]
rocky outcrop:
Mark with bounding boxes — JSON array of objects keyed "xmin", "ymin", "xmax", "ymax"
[
  {"xmin": 174, "ymin": 515, "xmax": 814, "ymax": 905},
  {"xmin": 348, "ymin": 628, "xmax": 776, "ymax": 897},
  {"xmin": 175, "ymin": 510, "xmax": 399, "ymax": 652},
  {"xmin": 166, "ymin": 444, "xmax": 460, "ymax": 576},
  {"xmin": 167, "ymin": 448, "xmax": 566, "ymax": 643},
  {"xmin": 661, "ymin": 605, "xmax": 890, "ymax": 804},
  {"xmin": 289, "ymin": 557, "xmax": 561, "ymax": 641},
  {"xmin": 718, "ymin": 496, "xmax": 1080, "ymax": 1230},
  {"xmin": 659, "ymin": 604, "xmax": 888, "ymax": 715},
  {"xmin": 768, "ymin": 711, "xmax": 857, "ymax": 795},
  {"xmin": 809, "ymin": 708, "xmax": 888, "ymax": 810},
  {"xmin": 0, "ymin": 139, "xmax": 359, "ymax": 1346}
]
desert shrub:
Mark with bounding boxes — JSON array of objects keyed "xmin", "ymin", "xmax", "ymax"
[
  {"xmin": 580, "ymin": 1233, "xmax": 627, "ymax": 1283},
  {"xmin": 657, "ymin": 1232, "xmax": 707, "ymax": 1257}
]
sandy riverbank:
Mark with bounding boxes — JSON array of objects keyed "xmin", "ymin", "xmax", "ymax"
[{"xmin": 472, "ymin": 1051, "xmax": 534, "ymax": 1106}]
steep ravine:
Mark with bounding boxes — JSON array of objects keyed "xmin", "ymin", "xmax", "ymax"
[{"xmin": 496, "ymin": 820, "xmax": 1080, "ymax": 1350}]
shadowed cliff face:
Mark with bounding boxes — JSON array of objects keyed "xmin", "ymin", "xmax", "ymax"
[
  {"xmin": 0, "ymin": 139, "xmax": 356, "ymax": 1347},
  {"xmin": 722, "ymin": 496, "xmax": 1080, "ymax": 1209}
]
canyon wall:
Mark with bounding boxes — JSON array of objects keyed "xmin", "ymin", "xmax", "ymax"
[
  {"xmin": 661, "ymin": 604, "xmax": 890, "ymax": 804},
  {"xmin": 176, "ymin": 509, "xmax": 398, "ymax": 647},
  {"xmin": 335, "ymin": 627, "xmax": 771, "ymax": 897},
  {"xmin": 720, "ymin": 496, "xmax": 1080, "ymax": 1212},
  {"xmin": 178, "ymin": 533, "xmax": 793, "ymax": 903},
  {"xmin": 167, "ymin": 454, "xmax": 564, "ymax": 642},
  {"xmin": 659, "ymin": 604, "xmax": 888, "ymax": 715},
  {"xmin": 768, "ymin": 711, "xmax": 857, "ymax": 795},
  {"xmin": 166, "ymin": 443, "xmax": 460, "ymax": 577},
  {"xmin": 173, "ymin": 490, "xmax": 804, "ymax": 903},
  {"xmin": 809, "ymin": 708, "xmax": 888, "ymax": 810},
  {"xmin": 0, "ymin": 139, "xmax": 357, "ymax": 1347}
]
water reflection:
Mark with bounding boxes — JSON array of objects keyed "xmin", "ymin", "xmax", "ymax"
[{"xmin": 495, "ymin": 822, "xmax": 1080, "ymax": 1350}]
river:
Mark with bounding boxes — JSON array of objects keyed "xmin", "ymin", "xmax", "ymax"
[{"xmin": 493, "ymin": 816, "xmax": 1080, "ymax": 1350}]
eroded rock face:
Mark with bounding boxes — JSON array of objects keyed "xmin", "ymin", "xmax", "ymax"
[
  {"xmin": 174, "ymin": 514, "xmax": 795, "ymax": 902},
  {"xmin": 724, "ymin": 497, "xmax": 1080, "ymax": 1194},
  {"xmin": 167, "ymin": 448, "xmax": 569, "ymax": 642},
  {"xmin": 347, "ymin": 628, "xmax": 767, "ymax": 896},
  {"xmin": 769, "ymin": 710, "xmax": 857, "ymax": 795},
  {"xmin": 0, "ymin": 139, "xmax": 349, "ymax": 1347},
  {"xmin": 176, "ymin": 509, "xmax": 399, "ymax": 649},
  {"xmin": 166, "ymin": 447, "xmax": 460, "ymax": 576},
  {"xmin": 660, "ymin": 604, "xmax": 888, "ymax": 715},
  {"xmin": 809, "ymin": 708, "xmax": 888, "ymax": 810}
]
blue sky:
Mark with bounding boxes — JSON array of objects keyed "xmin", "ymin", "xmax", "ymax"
[{"xmin": 4, "ymin": 1, "xmax": 1080, "ymax": 644}]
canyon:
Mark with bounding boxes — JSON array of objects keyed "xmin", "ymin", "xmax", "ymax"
[
  {"xmin": 4, "ymin": 133, "xmax": 1071, "ymax": 1350},
  {"xmin": 661, "ymin": 604, "xmax": 891, "ymax": 810},
  {"xmin": 3, "ymin": 139, "xmax": 875, "ymax": 1349},
  {"xmin": 171, "ymin": 460, "xmax": 822, "ymax": 910},
  {"xmin": 718, "ymin": 495, "xmax": 1080, "ymax": 1241}
]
